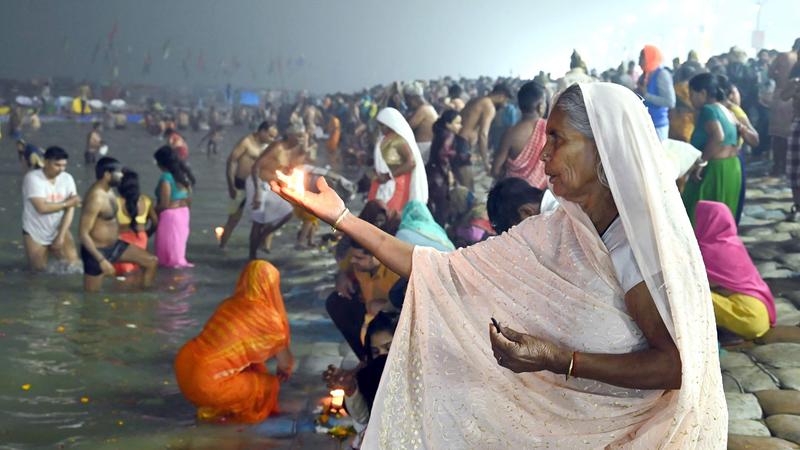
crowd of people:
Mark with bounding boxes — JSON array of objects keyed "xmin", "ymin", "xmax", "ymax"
[{"xmin": 7, "ymin": 37, "xmax": 800, "ymax": 447}]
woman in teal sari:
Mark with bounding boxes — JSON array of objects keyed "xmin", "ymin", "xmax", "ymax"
[
  {"xmin": 682, "ymin": 73, "xmax": 741, "ymax": 223},
  {"xmin": 395, "ymin": 201, "xmax": 455, "ymax": 252}
]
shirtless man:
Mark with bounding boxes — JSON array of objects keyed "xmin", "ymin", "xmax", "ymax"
[
  {"xmin": 404, "ymin": 82, "xmax": 438, "ymax": 164},
  {"xmin": 303, "ymin": 104, "xmax": 322, "ymax": 162},
  {"xmin": 457, "ymin": 83, "xmax": 512, "ymax": 186},
  {"xmin": 769, "ymin": 38, "xmax": 800, "ymax": 176},
  {"xmin": 491, "ymin": 81, "xmax": 547, "ymax": 186},
  {"xmin": 220, "ymin": 121, "xmax": 277, "ymax": 248},
  {"xmin": 248, "ymin": 124, "xmax": 308, "ymax": 259},
  {"xmin": 445, "ymin": 84, "xmax": 466, "ymax": 112},
  {"xmin": 79, "ymin": 157, "xmax": 157, "ymax": 292},
  {"xmin": 85, "ymin": 122, "xmax": 103, "ymax": 165}
]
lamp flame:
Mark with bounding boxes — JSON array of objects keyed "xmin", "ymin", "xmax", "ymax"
[{"xmin": 276, "ymin": 168, "xmax": 305, "ymax": 199}]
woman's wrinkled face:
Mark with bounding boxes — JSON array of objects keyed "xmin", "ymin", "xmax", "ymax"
[
  {"xmin": 446, "ymin": 115, "xmax": 462, "ymax": 134},
  {"xmin": 541, "ymin": 107, "xmax": 601, "ymax": 201},
  {"xmin": 370, "ymin": 330, "xmax": 393, "ymax": 359}
]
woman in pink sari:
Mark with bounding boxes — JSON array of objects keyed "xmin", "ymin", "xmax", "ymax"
[
  {"xmin": 694, "ymin": 201, "xmax": 776, "ymax": 339},
  {"xmin": 154, "ymin": 146, "xmax": 195, "ymax": 268}
]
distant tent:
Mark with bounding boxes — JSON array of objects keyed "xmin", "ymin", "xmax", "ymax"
[{"xmin": 239, "ymin": 91, "xmax": 260, "ymax": 107}]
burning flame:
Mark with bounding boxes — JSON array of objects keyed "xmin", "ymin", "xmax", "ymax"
[
  {"xmin": 276, "ymin": 168, "xmax": 305, "ymax": 199},
  {"xmin": 330, "ymin": 388, "xmax": 345, "ymax": 408},
  {"xmin": 214, "ymin": 227, "xmax": 224, "ymax": 241}
]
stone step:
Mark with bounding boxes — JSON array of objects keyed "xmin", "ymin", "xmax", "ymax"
[
  {"xmin": 728, "ymin": 434, "xmax": 800, "ymax": 449},
  {"xmin": 755, "ymin": 390, "xmax": 800, "ymax": 416},
  {"xmin": 767, "ymin": 415, "xmax": 800, "ymax": 445}
]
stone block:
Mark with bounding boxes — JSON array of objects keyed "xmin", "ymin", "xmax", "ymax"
[
  {"xmin": 728, "ymin": 434, "xmax": 800, "ymax": 449},
  {"xmin": 720, "ymin": 351, "xmax": 756, "ymax": 370},
  {"xmin": 725, "ymin": 392, "xmax": 764, "ymax": 420},
  {"xmin": 767, "ymin": 415, "xmax": 800, "ymax": 444},
  {"xmin": 727, "ymin": 366, "xmax": 780, "ymax": 392},
  {"xmin": 750, "ymin": 344, "xmax": 800, "ymax": 368},
  {"xmin": 776, "ymin": 305, "xmax": 800, "ymax": 327},
  {"xmin": 776, "ymin": 369, "xmax": 800, "ymax": 390},
  {"xmin": 755, "ymin": 390, "xmax": 800, "ymax": 416},
  {"xmin": 728, "ymin": 419, "xmax": 771, "ymax": 436}
]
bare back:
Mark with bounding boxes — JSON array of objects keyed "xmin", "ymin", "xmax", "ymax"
[
  {"xmin": 255, "ymin": 140, "xmax": 294, "ymax": 184},
  {"xmin": 410, "ymin": 104, "xmax": 438, "ymax": 142},
  {"xmin": 459, "ymin": 96, "xmax": 493, "ymax": 145}
]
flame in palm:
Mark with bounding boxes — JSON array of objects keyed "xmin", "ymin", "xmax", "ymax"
[{"xmin": 276, "ymin": 168, "xmax": 305, "ymax": 199}]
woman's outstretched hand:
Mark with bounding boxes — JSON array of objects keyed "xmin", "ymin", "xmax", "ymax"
[
  {"xmin": 489, "ymin": 321, "xmax": 570, "ymax": 375},
  {"xmin": 271, "ymin": 174, "xmax": 345, "ymax": 225}
]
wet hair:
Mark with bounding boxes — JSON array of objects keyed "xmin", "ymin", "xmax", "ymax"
[
  {"xmin": 517, "ymin": 81, "xmax": 545, "ymax": 114},
  {"xmin": 487, "ymin": 177, "xmax": 545, "ymax": 233},
  {"xmin": 95, "ymin": 156, "xmax": 121, "ymax": 180},
  {"xmin": 553, "ymin": 85, "xmax": 608, "ymax": 187},
  {"xmin": 163, "ymin": 128, "xmax": 176, "ymax": 138},
  {"xmin": 118, "ymin": 170, "xmax": 141, "ymax": 232},
  {"xmin": 490, "ymin": 83, "xmax": 513, "ymax": 99},
  {"xmin": 364, "ymin": 311, "xmax": 400, "ymax": 361},
  {"xmin": 257, "ymin": 120, "xmax": 270, "ymax": 132},
  {"xmin": 448, "ymin": 83, "xmax": 462, "ymax": 98},
  {"xmin": 44, "ymin": 146, "xmax": 68, "ymax": 161},
  {"xmin": 689, "ymin": 72, "xmax": 726, "ymax": 102},
  {"xmin": 154, "ymin": 145, "xmax": 196, "ymax": 187},
  {"xmin": 429, "ymin": 110, "xmax": 460, "ymax": 167}
]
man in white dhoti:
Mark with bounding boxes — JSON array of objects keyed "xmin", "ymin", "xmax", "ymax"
[{"xmin": 272, "ymin": 83, "xmax": 726, "ymax": 449}]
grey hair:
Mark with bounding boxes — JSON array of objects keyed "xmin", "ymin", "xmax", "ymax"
[{"xmin": 554, "ymin": 84, "xmax": 608, "ymax": 188}]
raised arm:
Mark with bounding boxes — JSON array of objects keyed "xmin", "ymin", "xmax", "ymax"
[{"xmin": 271, "ymin": 176, "xmax": 413, "ymax": 278}]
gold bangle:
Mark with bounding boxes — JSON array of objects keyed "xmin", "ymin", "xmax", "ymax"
[
  {"xmin": 331, "ymin": 208, "xmax": 350, "ymax": 231},
  {"xmin": 565, "ymin": 352, "xmax": 575, "ymax": 381}
]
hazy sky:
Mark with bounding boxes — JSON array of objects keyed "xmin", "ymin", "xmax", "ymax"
[{"xmin": 1, "ymin": 0, "xmax": 796, "ymax": 93}]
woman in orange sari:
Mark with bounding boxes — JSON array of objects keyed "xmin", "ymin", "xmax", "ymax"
[{"xmin": 174, "ymin": 260, "xmax": 293, "ymax": 423}]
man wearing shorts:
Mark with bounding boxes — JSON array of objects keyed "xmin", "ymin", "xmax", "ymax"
[
  {"xmin": 21, "ymin": 147, "xmax": 82, "ymax": 271},
  {"xmin": 79, "ymin": 157, "xmax": 158, "ymax": 292},
  {"xmin": 220, "ymin": 121, "xmax": 277, "ymax": 248}
]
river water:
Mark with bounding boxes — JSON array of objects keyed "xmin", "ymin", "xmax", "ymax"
[{"xmin": 0, "ymin": 122, "xmax": 346, "ymax": 449}]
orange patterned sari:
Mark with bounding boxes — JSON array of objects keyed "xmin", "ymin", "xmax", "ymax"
[{"xmin": 174, "ymin": 260, "xmax": 290, "ymax": 423}]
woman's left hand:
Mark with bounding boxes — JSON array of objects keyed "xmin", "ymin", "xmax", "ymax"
[{"xmin": 489, "ymin": 322, "xmax": 570, "ymax": 374}]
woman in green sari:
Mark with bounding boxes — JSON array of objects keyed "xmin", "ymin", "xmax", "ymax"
[{"xmin": 682, "ymin": 73, "xmax": 741, "ymax": 223}]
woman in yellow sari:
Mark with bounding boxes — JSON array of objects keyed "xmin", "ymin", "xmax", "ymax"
[{"xmin": 174, "ymin": 260, "xmax": 293, "ymax": 423}]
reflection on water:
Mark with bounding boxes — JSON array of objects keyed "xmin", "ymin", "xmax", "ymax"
[{"xmin": 0, "ymin": 123, "xmax": 340, "ymax": 448}]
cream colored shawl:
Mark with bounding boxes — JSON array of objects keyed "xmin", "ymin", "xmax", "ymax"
[{"xmin": 363, "ymin": 83, "xmax": 726, "ymax": 449}]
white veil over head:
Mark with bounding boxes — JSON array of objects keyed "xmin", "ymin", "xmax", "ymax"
[
  {"xmin": 560, "ymin": 82, "xmax": 726, "ymax": 445},
  {"xmin": 373, "ymin": 108, "xmax": 429, "ymax": 205},
  {"xmin": 362, "ymin": 84, "xmax": 726, "ymax": 449}
]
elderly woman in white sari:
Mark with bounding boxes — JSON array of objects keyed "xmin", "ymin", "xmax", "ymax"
[{"xmin": 272, "ymin": 83, "xmax": 726, "ymax": 449}]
